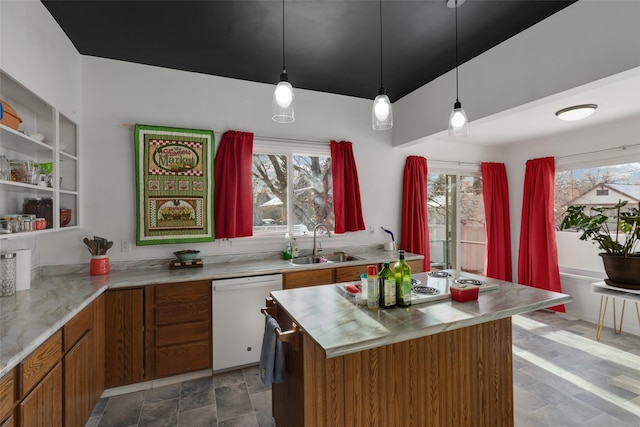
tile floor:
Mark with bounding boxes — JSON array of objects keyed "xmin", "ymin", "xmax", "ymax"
[{"xmin": 87, "ymin": 310, "xmax": 640, "ymax": 426}]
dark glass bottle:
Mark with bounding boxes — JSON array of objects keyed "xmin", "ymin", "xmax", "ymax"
[{"xmin": 379, "ymin": 262, "xmax": 396, "ymax": 308}]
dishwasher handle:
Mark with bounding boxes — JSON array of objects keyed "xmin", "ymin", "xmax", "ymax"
[{"xmin": 212, "ymin": 277, "xmax": 282, "ymax": 292}]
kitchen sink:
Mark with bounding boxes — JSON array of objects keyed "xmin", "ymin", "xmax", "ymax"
[{"xmin": 289, "ymin": 253, "xmax": 362, "ymax": 265}]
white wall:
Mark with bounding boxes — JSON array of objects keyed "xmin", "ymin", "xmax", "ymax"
[{"xmin": 393, "ymin": 0, "xmax": 640, "ymax": 146}]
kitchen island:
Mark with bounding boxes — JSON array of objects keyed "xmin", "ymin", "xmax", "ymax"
[{"xmin": 268, "ymin": 270, "xmax": 572, "ymax": 427}]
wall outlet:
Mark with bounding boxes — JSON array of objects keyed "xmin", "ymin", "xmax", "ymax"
[{"xmin": 121, "ymin": 240, "xmax": 132, "ymax": 252}]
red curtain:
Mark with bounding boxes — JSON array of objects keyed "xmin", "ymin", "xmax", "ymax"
[
  {"xmin": 330, "ymin": 140, "xmax": 365, "ymax": 234},
  {"xmin": 401, "ymin": 156, "xmax": 430, "ymax": 272},
  {"xmin": 214, "ymin": 130, "xmax": 254, "ymax": 238},
  {"xmin": 517, "ymin": 156, "xmax": 565, "ymax": 312},
  {"xmin": 481, "ymin": 162, "xmax": 513, "ymax": 281}
]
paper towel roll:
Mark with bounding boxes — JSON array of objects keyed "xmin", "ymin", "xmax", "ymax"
[{"xmin": 14, "ymin": 249, "xmax": 31, "ymax": 291}]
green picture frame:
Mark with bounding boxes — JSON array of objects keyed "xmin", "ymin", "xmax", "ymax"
[{"xmin": 134, "ymin": 124, "xmax": 215, "ymax": 245}]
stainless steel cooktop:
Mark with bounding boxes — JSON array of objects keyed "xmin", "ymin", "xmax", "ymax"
[{"xmin": 410, "ymin": 270, "xmax": 499, "ymax": 305}]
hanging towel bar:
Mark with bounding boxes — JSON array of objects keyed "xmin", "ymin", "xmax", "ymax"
[{"xmin": 261, "ymin": 298, "xmax": 299, "ymax": 351}]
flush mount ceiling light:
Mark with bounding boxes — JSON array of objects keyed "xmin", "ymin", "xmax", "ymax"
[
  {"xmin": 448, "ymin": 0, "xmax": 467, "ymax": 137},
  {"xmin": 272, "ymin": 0, "xmax": 295, "ymax": 123},
  {"xmin": 555, "ymin": 104, "xmax": 598, "ymax": 121},
  {"xmin": 372, "ymin": 0, "xmax": 393, "ymax": 130}
]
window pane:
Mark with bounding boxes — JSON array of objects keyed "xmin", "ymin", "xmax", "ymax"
[
  {"xmin": 459, "ymin": 176, "xmax": 485, "ymax": 274},
  {"xmin": 292, "ymin": 154, "xmax": 333, "ymax": 234},
  {"xmin": 555, "ymin": 162, "xmax": 640, "ymax": 228},
  {"xmin": 253, "ymin": 154, "xmax": 288, "ymax": 234},
  {"xmin": 428, "ymin": 174, "xmax": 455, "ymax": 270}
]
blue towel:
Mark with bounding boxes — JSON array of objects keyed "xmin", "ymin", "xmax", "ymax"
[{"xmin": 259, "ymin": 313, "xmax": 285, "ymax": 385}]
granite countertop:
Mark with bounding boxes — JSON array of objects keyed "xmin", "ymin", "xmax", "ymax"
[
  {"xmin": 270, "ymin": 270, "xmax": 573, "ymax": 358},
  {"xmin": 0, "ymin": 246, "xmax": 421, "ymax": 378}
]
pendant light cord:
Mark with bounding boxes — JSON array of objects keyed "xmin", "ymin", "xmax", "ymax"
[
  {"xmin": 282, "ymin": 0, "xmax": 286, "ymax": 72},
  {"xmin": 454, "ymin": 0, "xmax": 459, "ymax": 102},
  {"xmin": 379, "ymin": 0, "xmax": 384, "ymax": 89}
]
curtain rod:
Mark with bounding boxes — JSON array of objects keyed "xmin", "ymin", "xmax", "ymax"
[
  {"xmin": 556, "ymin": 142, "xmax": 640, "ymax": 160},
  {"xmin": 122, "ymin": 124, "xmax": 326, "ymax": 145},
  {"xmin": 428, "ymin": 159, "xmax": 480, "ymax": 166}
]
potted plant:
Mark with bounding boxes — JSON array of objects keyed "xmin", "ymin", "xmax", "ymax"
[{"xmin": 560, "ymin": 200, "xmax": 640, "ymax": 288}]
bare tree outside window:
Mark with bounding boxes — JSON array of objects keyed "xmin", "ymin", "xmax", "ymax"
[{"xmin": 252, "ymin": 152, "xmax": 333, "ymax": 235}]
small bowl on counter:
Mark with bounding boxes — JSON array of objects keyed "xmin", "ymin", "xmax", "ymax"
[{"xmin": 173, "ymin": 250, "xmax": 200, "ymax": 262}]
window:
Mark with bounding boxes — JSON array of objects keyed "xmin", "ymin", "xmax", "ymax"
[
  {"xmin": 428, "ymin": 173, "xmax": 485, "ymax": 273},
  {"xmin": 554, "ymin": 161, "xmax": 640, "ymax": 229},
  {"xmin": 252, "ymin": 141, "xmax": 333, "ymax": 236}
]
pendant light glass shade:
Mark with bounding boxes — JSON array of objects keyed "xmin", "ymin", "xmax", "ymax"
[
  {"xmin": 373, "ymin": 88, "xmax": 393, "ymax": 130},
  {"xmin": 448, "ymin": 0, "xmax": 467, "ymax": 137},
  {"xmin": 272, "ymin": 71, "xmax": 295, "ymax": 123},
  {"xmin": 272, "ymin": 0, "xmax": 295, "ymax": 123},
  {"xmin": 448, "ymin": 100, "xmax": 468, "ymax": 136},
  {"xmin": 372, "ymin": 0, "xmax": 392, "ymax": 130}
]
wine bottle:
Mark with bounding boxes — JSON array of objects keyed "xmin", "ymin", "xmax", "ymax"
[
  {"xmin": 394, "ymin": 250, "xmax": 412, "ymax": 307},
  {"xmin": 367, "ymin": 265, "xmax": 379, "ymax": 311},
  {"xmin": 379, "ymin": 262, "xmax": 396, "ymax": 308}
]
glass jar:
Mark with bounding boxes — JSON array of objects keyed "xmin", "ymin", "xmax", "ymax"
[
  {"xmin": 24, "ymin": 198, "xmax": 53, "ymax": 229},
  {"xmin": 0, "ymin": 253, "xmax": 16, "ymax": 297}
]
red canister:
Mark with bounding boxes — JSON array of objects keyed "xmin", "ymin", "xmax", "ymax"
[
  {"xmin": 35, "ymin": 218, "xmax": 46, "ymax": 230},
  {"xmin": 90, "ymin": 256, "xmax": 109, "ymax": 276}
]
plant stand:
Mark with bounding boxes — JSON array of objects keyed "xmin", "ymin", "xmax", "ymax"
[{"xmin": 592, "ymin": 282, "xmax": 640, "ymax": 341}]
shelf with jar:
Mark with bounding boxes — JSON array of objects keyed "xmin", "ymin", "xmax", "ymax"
[{"xmin": 0, "ymin": 69, "xmax": 79, "ymax": 239}]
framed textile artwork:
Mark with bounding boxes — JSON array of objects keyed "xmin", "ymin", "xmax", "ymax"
[{"xmin": 134, "ymin": 124, "xmax": 215, "ymax": 245}]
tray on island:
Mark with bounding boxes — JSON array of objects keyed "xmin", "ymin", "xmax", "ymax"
[{"xmin": 169, "ymin": 259, "xmax": 204, "ymax": 269}]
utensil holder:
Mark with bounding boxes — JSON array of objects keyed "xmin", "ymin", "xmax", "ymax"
[{"xmin": 90, "ymin": 255, "xmax": 109, "ymax": 276}]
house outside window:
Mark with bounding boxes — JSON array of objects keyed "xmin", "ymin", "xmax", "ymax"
[
  {"xmin": 252, "ymin": 140, "xmax": 333, "ymax": 236},
  {"xmin": 555, "ymin": 160, "xmax": 640, "ymax": 272},
  {"xmin": 428, "ymin": 173, "xmax": 485, "ymax": 273}
]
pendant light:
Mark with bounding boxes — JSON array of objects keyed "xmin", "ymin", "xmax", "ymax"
[
  {"xmin": 272, "ymin": 0, "xmax": 295, "ymax": 123},
  {"xmin": 372, "ymin": 0, "xmax": 392, "ymax": 130},
  {"xmin": 448, "ymin": 0, "xmax": 468, "ymax": 137}
]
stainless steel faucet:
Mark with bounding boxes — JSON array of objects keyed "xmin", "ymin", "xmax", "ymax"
[{"xmin": 312, "ymin": 224, "xmax": 331, "ymax": 256}]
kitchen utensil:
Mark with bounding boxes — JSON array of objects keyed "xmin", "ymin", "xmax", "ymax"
[{"xmin": 83, "ymin": 237, "xmax": 97, "ymax": 255}]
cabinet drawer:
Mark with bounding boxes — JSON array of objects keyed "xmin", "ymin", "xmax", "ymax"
[
  {"xmin": 154, "ymin": 341, "xmax": 211, "ymax": 378},
  {"xmin": 0, "ymin": 415, "xmax": 13, "ymax": 427},
  {"xmin": 155, "ymin": 321, "xmax": 210, "ymax": 347},
  {"xmin": 283, "ymin": 269, "xmax": 334, "ymax": 289},
  {"xmin": 154, "ymin": 301, "xmax": 210, "ymax": 326},
  {"xmin": 19, "ymin": 330, "xmax": 62, "ymax": 398},
  {"xmin": 0, "ymin": 369, "xmax": 15, "ymax": 422},
  {"xmin": 334, "ymin": 265, "xmax": 366, "ymax": 283},
  {"xmin": 153, "ymin": 281, "xmax": 210, "ymax": 305},
  {"xmin": 63, "ymin": 302, "xmax": 94, "ymax": 351},
  {"xmin": 407, "ymin": 259, "xmax": 424, "ymax": 273}
]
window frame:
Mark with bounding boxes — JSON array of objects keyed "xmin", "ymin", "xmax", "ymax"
[
  {"xmin": 252, "ymin": 138, "xmax": 332, "ymax": 237},
  {"xmin": 427, "ymin": 163, "xmax": 484, "ymax": 272}
]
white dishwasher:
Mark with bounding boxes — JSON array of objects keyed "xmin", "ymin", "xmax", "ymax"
[{"xmin": 212, "ymin": 274, "xmax": 282, "ymax": 371}]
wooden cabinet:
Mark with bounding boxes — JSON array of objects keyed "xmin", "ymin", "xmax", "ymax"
[
  {"xmin": 334, "ymin": 265, "xmax": 365, "ymax": 283},
  {"xmin": 146, "ymin": 281, "xmax": 212, "ymax": 379},
  {"xmin": 407, "ymin": 259, "xmax": 424, "ymax": 273},
  {"xmin": 0, "ymin": 369, "xmax": 15, "ymax": 426},
  {"xmin": 19, "ymin": 363, "xmax": 62, "ymax": 427},
  {"xmin": 283, "ymin": 257, "xmax": 425, "ymax": 290},
  {"xmin": 63, "ymin": 298, "xmax": 104, "ymax": 427},
  {"xmin": 283, "ymin": 269, "xmax": 334, "ymax": 289},
  {"xmin": 105, "ymin": 281, "xmax": 212, "ymax": 387},
  {"xmin": 104, "ymin": 288, "xmax": 145, "ymax": 388}
]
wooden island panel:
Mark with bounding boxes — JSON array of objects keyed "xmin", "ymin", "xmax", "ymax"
[{"xmin": 273, "ymin": 312, "xmax": 513, "ymax": 427}]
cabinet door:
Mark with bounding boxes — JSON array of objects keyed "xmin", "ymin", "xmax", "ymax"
[
  {"xmin": 283, "ymin": 269, "xmax": 334, "ymax": 289},
  {"xmin": 407, "ymin": 259, "xmax": 424, "ymax": 273},
  {"xmin": 64, "ymin": 332, "xmax": 93, "ymax": 427},
  {"xmin": 19, "ymin": 363, "xmax": 62, "ymax": 427},
  {"xmin": 334, "ymin": 265, "xmax": 365, "ymax": 283},
  {"xmin": 0, "ymin": 369, "xmax": 14, "ymax": 423},
  {"xmin": 104, "ymin": 289, "xmax": 145, "ymax": 388}
]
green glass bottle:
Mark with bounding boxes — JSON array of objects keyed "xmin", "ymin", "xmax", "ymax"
[
  {"xmin": 394, "ymin": 250, "xmax": 412, "ymax": 307},
  {"xmin": 379, "ymin": 262, "xmax": 396, "ymax": 309}
]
